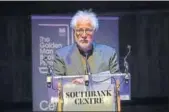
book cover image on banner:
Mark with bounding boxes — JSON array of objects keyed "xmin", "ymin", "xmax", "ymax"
[{"xmin": 31, "ymin": 15, "xmax": 120, "ymax": 111}]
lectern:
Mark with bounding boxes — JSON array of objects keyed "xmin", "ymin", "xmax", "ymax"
[{"xmin": 48, "ymin": 73, "xmax": 131, "ymax": 111}]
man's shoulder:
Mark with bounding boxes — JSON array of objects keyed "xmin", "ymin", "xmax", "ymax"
[
  {"xmin": 95, "ymin": 43, "xmax": 116, "ymax": 53},
  {"xmin": 55, "ymin": 44, "xmax": 73, "ymax": 56}
]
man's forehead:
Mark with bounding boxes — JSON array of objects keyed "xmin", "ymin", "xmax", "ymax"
[{"xmin": 76, "ymin": 19, "xmax": 93, "ymax": 28}]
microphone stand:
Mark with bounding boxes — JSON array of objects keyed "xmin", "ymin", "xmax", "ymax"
[
  {"xmin": 43, "ymin": 57, "xmax": 53, "ymax": 88},
  {"xmin": 57, "ymin": 78, "xmax": 63, "ymax": 112},
  {"xmin": 124, "ymin": 45, "xmax": 131, "ymax": 83},
  {"xmin": 114, "ymin": 45, "xmax": 131, "ymax": 112},
  {"xmin": 115, "ymin": 79, "xmax": 121, "ymax": 112},
  {"xmin": 43, "ymin": 57, "xmax": 63, "ymax": 111}
]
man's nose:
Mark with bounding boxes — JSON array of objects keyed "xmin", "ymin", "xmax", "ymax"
[{"xmin": 81, "ymin": 31, "xmax": 87, "ymax": 38}]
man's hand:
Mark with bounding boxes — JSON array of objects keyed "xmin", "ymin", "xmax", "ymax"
[{"xmin": 72, "ymin": 78, "xmax": 85, "ymax": 84}]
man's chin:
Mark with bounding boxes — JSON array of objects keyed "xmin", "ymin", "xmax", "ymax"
[{"xmin": 78, "ymin": 44, "xmax": 90, "ymax": 51}]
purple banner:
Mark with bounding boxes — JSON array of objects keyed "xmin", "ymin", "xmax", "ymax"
[{"xmin": 32, "ymin": 15, "xmax": 120, "ymax": 111}]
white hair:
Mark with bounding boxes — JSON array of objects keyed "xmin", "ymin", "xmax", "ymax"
[{"xmin": 70, "ymin": 10, "xmax": 99, "ymax": 31}]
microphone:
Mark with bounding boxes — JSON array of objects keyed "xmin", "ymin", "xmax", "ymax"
[
  {"xmin": 127, "ymin": 45, "xmax": 131, "ymax": 50},
  {"xmin": 43, "ymin": 57, "xmax": 52, "ymax": 88},
  {"xmin": 124, "ymin": 45, "xmax": 131, "ymax": 83},
  {"xmin": 84, "ymin": 53, "xmax": 91, "ymax": 86}
]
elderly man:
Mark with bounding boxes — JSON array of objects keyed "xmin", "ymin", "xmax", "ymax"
[{"xmin": 53, "ymin": 10, "xmax": 120, "ymax": 78}]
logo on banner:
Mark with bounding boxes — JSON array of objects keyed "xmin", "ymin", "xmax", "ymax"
[{"xmin": 59, "ymin": 27, "xmax": 66, "ymax": 37}]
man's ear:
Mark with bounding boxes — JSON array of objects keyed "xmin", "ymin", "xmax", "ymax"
[
  {"xmin": 73, "ymin": 29, "xmax": 76, "ymax": 35},
  {"xmin": 74, "ymin": 30, "xmax": 78, "ymax": 40}
]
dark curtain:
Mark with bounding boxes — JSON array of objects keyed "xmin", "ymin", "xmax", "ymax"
[
  {"xmin": 119, "ymin": 12, "xmax": 169, "ymax": 111},
  {"xmin": 0, "ymin": 16, "xmax": 32, "ymax": 102},
  {"xmin": 119, "ymin": 12, "xmax": 169, "ymax": 98},
  {"xmin": 0, "ymin": 12, "xmax": 168, "ymax": 111}
]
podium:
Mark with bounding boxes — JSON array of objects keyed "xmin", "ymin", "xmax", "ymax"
[{"xmin": 47, "ymin": 72, "xmax": 131, "ymax": 111}]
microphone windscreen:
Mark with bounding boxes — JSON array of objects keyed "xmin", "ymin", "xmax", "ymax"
[
  {"xmin": 84, "ymin": 75, "xmax": 89, "ymax": 81},
  {"xmin": 127, "ymin": 45, "xmax": 131, "ymax": 49},
  {"xmin": 47, "ymin": 76, "xmax": 52, "ymax": 82}
]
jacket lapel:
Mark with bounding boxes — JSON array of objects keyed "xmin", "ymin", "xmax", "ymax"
[
  {"xmin": 68, "ymin": 44, "xmax": 85, "ymax": 75},
  {"xmin": 90, "ymin": 43, "xmax": 103, "ymax": 74}
]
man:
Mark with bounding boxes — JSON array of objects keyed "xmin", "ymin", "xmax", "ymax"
[{"xmin": 53, "ymin": 10, "xmax": 120, "ymax": 82}]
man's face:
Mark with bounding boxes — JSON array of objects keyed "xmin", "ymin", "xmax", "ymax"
[{"xmin": 74, "ymin": 19, "xmax": 94, "ymax": 51}]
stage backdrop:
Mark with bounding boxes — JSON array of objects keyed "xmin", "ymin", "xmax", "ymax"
[{"xmin": 31, "ymin": 15, "xmax": 119, "ymax": 111}]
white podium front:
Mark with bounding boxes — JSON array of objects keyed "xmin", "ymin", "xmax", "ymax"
[{"xmin": 48, "ymin": 73, "xmax": 131, "ymax": 111}]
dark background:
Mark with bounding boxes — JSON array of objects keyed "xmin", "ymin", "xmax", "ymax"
[{"xmin": 0, "ymin": 1, "xmax": 168, "ymax": 112}]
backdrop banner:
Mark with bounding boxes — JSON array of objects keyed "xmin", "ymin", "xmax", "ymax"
[{"xmin": 31, "ymin": 15, "xmax": 123, "ymax": 111}]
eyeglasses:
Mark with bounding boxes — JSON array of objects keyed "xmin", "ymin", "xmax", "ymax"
[{"xmin": 75, "ymin": 28, "xmax": 94, "ymax": 34}]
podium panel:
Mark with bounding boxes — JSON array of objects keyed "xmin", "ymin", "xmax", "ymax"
[
  {"xmin": 48, "ymin": 73, "xmax": 131, "ymax": 111},
  {"xmin": 63, "ymin": 82, "xmax": 115, "ymax": 111}
]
